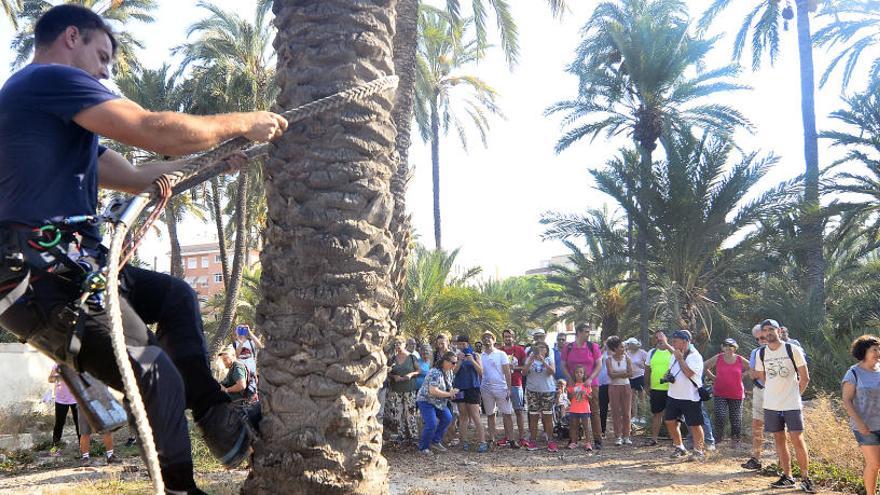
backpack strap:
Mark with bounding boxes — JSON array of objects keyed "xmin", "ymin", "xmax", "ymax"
[
  {"xmin": 785, "ymin": 343, "xmax": 800, "ymax": 380},
  {"xmin": 849, "ymin": 367, "xmax": 859, "ymax": 385}
]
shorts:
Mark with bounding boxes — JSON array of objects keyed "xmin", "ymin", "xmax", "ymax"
[
  {"xmin": 663, "ymin": 397, "xmax": 703, "ymax": 427},
  {"xmin": 752, "ymin": 386, "xmax": 765, "ymax": 419},
  {"xmin": 510, "ymin": 386, "xmax": 524, "ymax": 411},
  {"xmin": 630, "ymin": 376, "xmax": 645, "ymax": 392},
  {"xmin": 853, "ymin": 429, "xmax": 880, "ymax": 446},
  {"xmin": 650, "ymin": 389, "xmax": 668, "ymax": 414},
  {"xmin": 526, "ymin": 391, "xmax": 555, "ymax": 415},
  {"xmin": 763, "ymin": 409, "xmax": 804, "ymax": 433},
  {"xmin": 453, "ymin": 387, "xmax": 482, "ymax": 405},
  {"xmin": 569, "ymin": 412, "xmax": 592, "ymax": 420},
  {"xmin": 481, "ymin": 387, "xmax": 513, "ymax": 416}
]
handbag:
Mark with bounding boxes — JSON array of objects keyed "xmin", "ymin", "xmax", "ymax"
[{"xmin": 687, "ymin": 375, "xmax": 713, "ymax": 402}]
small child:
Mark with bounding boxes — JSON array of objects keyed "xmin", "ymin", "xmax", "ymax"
[
  {"xmin": 555, "ymin": 378, "xmax": 570, "ymax": 414},
  {"xmin": 567, "ymin": 365, "xmax": 593, "ymax": 452}
]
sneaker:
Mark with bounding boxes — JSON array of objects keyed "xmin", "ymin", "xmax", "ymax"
[
  {"xmin": 568, "ymin": 442, "xmax": 578, "ymax": 450},
  {"xmin": 526, "ymin": 440, "xmax": 539, "ymax": 451},
  {"xmin": 670, "ymin": 447, "xmax": 688, "ymax": 459},
  {"xmin": 689, "ymin": 450, "xmax": 706, "ymax": 462},
  {"xmin": 614, "ymin": 437, "xmax": 623, "ymax": 446},
  {"xmin": 125, "ymin": 437, "xmax": 136, "ymax": 447},
  {"xmin": 495, "ymin": 438, "xmax": 509, "ymax": 447},
  {"xmin": 623, "ymin": 437, "xmax": 633, "ymax": 445},
  {"xmin": 593, "ymin": 440, "xmax": 603, "ymax": 450},
  {"xmin": 800, "ymin": 478, "xmax": 816, "ymax": 493},
  {"xmin": 430, "ymin": 442, "xmax": 448, "ymax": 452},
  {"xmin": 519, "ymin": 438, "xmax": 530, "ymax": 449},
  {"xmin": 195, "ymin": 401, "xmax": 254, "ymax": 469},
  {"xmin": 477, "ymin": 442, "xmax": 489, "ymax": 453},
  {"xmin": 462, "ymin": 442, "xmax": 471, "ymax": 451},
  {"xmin": 80, "ymin": 456, "xmax": 92, "ymax": 467},
  {"xmin": 644, "ymin": 439, "xmax": 658, "ymax": 446},
  {"xmin": 706, "ymin": 443, "xmax": 717, "ymax": 451},
  {"xmin": 105, "ymin": 453, "xmax": 118, "ymax": 465},
  {"xmin": 770, "ymin": 475, "xmax": 796, "ymax": 489},
  {"xmin": 547, "ymin": 441, "xmax": 559, "ymax": 453},
  {"xmin": 508, "ymin": 439, "xmax": 520, "ymax": 449},
  {"xmin": 741, "ymin": 457, "xmax": 762, "ymax": 470},
  {"xmin": 448, "ymin": 438, "xmax": 460, "ymax": 447},
  {"xmin": 585, "ymin": 445, "xmax": 594, "ymax": 454},
  {"xmin": 49, "ymin": 446, "xmax": 62, "ymax": 457},
  {"xmin": 418, "ymin": 448, "xmax": 434, "ymax": 456}
]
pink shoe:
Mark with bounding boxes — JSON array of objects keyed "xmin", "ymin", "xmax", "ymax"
[
  {"xmin": 548, "ymin": 441, "xmax": 559, "ymax": 453},
  {"xmin": 519, "ymin": 438, "xmax": 530, "ymax": 449},
  {"xmin": 526, "ymin": 440, "xmax": 538, "ymax": 451},
  {"xmin": 568, "ymin": 442, "xmax": 578, "ymax": 450},
  {"xmin": 495, "ymin": 438, "xmax": 509, "ymax": 447}
]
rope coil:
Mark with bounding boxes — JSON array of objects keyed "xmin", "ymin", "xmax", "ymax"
[{"xmin": 104, "ymin": 74, "xmax": 398, "ymax": 494}]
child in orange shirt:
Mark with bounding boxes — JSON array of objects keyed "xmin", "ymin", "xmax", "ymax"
[{"xmin": 567, "ymin": 364, "xmax": 593, "ymax": 452}]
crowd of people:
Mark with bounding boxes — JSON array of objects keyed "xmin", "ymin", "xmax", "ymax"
[{"xmin": 382, "ymin": 320, "xmax": 880, "ymax": 495}]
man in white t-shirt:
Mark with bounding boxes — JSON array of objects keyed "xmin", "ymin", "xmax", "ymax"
[
  {"xmin": 661, "ymin": 330, "xmax": 706, "ymax": 461},
  {"xmin": 480, "ymin": 331, "xmax": 516, "ymax": 448},
  {"xmin": 754, "ymin": 319, "xmax": 814, "ymax": 493}
]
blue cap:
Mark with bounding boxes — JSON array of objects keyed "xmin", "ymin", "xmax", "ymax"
[{"xmin": 671, "ymin": 330, "xmax": 692, "ymax": 341}]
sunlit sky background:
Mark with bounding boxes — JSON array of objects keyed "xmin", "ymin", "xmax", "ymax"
[{"xmin": 0, "ymin": 0, "xmax": 866, "ymax": 278}]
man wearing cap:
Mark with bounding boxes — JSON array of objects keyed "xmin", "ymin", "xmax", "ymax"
[
  {"xmin": 661, "ymin": 329, "xmax": 707, "ymax": 461},
  {"xmin": 754, "ymin": 319, "xmax": 815, "ymax": 492},
  {"xmin": 644, "ymin": 330, "xmax": 673, "ymax": 446},
  {"xmin": 625, "ymin": 338, "xmax": 649, "ymax": 423},
  {"xmin": 742, "ymin": 323, "xmax": 768, "ymax": 470},
  {"xmin": 218, "ymin": 347, "xmax": 249, "ymax": 404}
]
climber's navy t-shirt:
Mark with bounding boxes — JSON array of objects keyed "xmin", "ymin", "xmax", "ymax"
[{"xmin": 0, "ymin": 64, "xmax": 118, "ymax": 239}]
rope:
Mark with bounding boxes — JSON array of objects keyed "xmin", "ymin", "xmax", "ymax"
[{"xmin": 103, "ymin": 74, "xmax": 398, "ymax": 495}]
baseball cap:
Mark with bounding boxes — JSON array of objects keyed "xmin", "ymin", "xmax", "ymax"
[
  {"xmin": 760, "ymin": 319, "xmax": 780, "ymax": 329},
  {"xmin": 670, "ymin": 330, "xmax": 692, "ymax": 341},
  {"xmin": 532, "ymin": 329, "xmax": 546, "ymax": 336},
  {"xmin": 624, "ymin": 337, "xmax": 641, "ymax": 347},
  {"xmin": 723, "ymin": 338, "xmax": 738, "ymax": 347},
  {"xmin": 217, "ymin": 345, "xmax": 234, "ymax": 356}
]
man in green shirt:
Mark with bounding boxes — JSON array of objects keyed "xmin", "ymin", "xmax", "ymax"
[
  {"xmin": 643, "ymin": 330, "xmax": 673, "ymax": 446},
  {"xmin": 218, "ymin": 347, "xmax": 249, "ymax": 404}
]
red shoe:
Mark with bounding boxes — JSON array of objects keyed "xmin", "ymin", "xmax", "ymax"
[
  {"xmin": 548, "ymin": 441, "xmax": 559, "ymax": 453},
  {"xmin": 525, "ymin": 440, "xmax": 539, "ymax": 451},
  {"xmin": 495, "ymin": 438, "xmax": 509, "ymax": 447},
  {"xmin": 519, "ymin": 438, "xmax": 530, "ymax": 449}
]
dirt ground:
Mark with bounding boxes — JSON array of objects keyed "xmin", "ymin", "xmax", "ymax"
[{"xmin": 0, "ymin": 439, "xmax": 852, "ymax": 494}]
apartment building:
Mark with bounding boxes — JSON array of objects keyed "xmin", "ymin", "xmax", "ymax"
[{"xmin": 179, "ymin": 242, "xmax": 259, "ymax": 303}]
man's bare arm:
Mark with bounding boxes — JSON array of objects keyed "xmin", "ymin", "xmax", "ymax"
[
  {"xmin": 74, "ymin": 98, "xmax": 287, "ymax": 156},
  {"xmin": 98, "ymin": 149, "xmax": 247, "ymax": 195}
]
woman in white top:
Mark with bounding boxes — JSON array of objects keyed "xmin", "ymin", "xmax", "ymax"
[{"xmin": 605, "ymin": 336, "xmax": 633, "ymax": 445}]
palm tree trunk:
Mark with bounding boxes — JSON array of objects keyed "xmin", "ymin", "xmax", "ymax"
[
  {"xmin": 243, "ymin": 0, "xmax": 398, "ymax": 492},
  {"xmin": 795, "ymin": 0, "xmax": 826, "ymax": 322},
  {"xmin": 210, "ymin": 176, "xmax": 231, "ymax": 288},
  {"xmin": 431, "ymin": 93, "xmax": 442, "ymax": 251},
  {"xmin": 635, "ymin": 148, "xmax": 651, "ymax": 345},
  {"xmin": 166, "ymin": 202, "xmax": 184, "ymax": 279},
  {"xmin": 209, "ymin": 172, "xmax": 249, "ymax": 356}
]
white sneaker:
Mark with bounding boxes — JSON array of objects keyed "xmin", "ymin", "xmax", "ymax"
[
  {"xmin": 614, "ymin": 437, "xmax": 623, "ymax": 446},
  {"xmin": 623, "ymin": 437, "xmax": 633, "ymax": 445},
  {"xmin": 419, "ymin": 448, "xmax": 434, "ymax": 456},
  {"xmin": 430, "ymin": 442, "xmax": 448, "ymax": 452},
  {"xmin": 706, "ymin": 443, "xmax": 716, "ymax": 451}
]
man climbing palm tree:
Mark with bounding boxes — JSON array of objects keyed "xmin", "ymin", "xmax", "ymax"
[{"xmin": 0, "ymin": 5, "xmax": 286, "ymax": 494}]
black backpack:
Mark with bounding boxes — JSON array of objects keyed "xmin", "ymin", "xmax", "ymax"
[{"xmin": 243, "ymin": 365, "xmax": 259, "ymax": 403}]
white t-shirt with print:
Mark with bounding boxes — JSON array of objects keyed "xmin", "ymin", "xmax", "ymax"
[
  {"xmin": 755, "ymin": 343, "xmax": 807, "ymax": 411},
  {"xmin": 628, "ymin": 348, "xmax": 649, "ymax": 379},
  {"xmin": 666, "ymin": 348, "xmax": 704, "ymax": 402},
  {"xmin": 481, "ymin": 350, "xmax": 510, "ymax": 392}
]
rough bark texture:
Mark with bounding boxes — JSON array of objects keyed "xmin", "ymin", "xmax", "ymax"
[
  {"xmin": 211, "ymin": 176, "xmax": 231, "ymax": 288},
  {"xmin": 430, "ymin": 94, "xmax": 441, "ymax": 250},
  {"xmin": 243, "ymin": 0, "xmax": 398, "ymax": 493},
  {"xmin": 795, "ymin": 0, "xmax": 826, "ymax": 322},
  {"xmin": 209, "ymin": 172, "xmax": 250, "ymax": 356},
  {"xmin": 166, "ymin": 202, "xmax": 184, "ymax": 279},
  {"xmin": 636, "ymin": 147, "xmax": 652, "ymax": 345},
  {"xmin": 388, "ymin": 0, "xmax": 418, "ymax": 330}
]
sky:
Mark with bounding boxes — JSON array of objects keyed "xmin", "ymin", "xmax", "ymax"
[{"xmin": 0, "ymin": 0, "xmax": 866, "ymax": 277}]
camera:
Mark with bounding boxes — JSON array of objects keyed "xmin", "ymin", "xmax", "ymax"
[
  {"xmin": 659, "ymin": 372, "xmax": 676, "ymax": 384},
  {"xmin": 236, "ymin": 325, "xmax": 248, "ymax": 337}
]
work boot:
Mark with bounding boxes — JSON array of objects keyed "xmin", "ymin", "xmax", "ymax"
[{"xmin": 195, "ymin": 402, "xmax": 253, "ymax": 468}]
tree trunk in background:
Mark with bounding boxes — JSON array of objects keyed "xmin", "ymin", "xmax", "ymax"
[
  {"xmin": 210, "ymin": 172, "xmax": 249, "ymax": 355},
  {"xmin": 243, "ymin": 0, "xmax": 398, "ymax": 492},
  {"xmin": 388, "ymin": 0, "xmax": 418, "ymax": 330},
  {"xmin": 211, "ymin": 176, "xmax": 231, "ymax": 288},
  {"xmin": 430, "ymin": 94, "xmax": 441, "ymax": 250},
  {"xmin": 166, "ymin": 201, "xmax": 184, "ymax": 279},
  {"xmin": 635, "ymin": 148, "xmax": 652, "ymax": 345},
  {"xmin": 795, "ymin": 0, "xmax": 826, "ymax": 323}
]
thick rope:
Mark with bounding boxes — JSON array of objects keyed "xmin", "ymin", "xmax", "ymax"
[{"xmin": 104, "ymin": 74, "xmax": 398, "ymax": 495}]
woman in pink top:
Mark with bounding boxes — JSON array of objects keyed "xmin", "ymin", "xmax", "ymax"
[
  {"xmin": 48, "ymin": 365, "xmax": 79, "ymax": 453},
  {"xmin": 705, "ymin": 338, "xmax": 750, "ymax": 446},
  {"xmin": 561, "ymin": 324, "xmax": 604, "ymax": 449}
]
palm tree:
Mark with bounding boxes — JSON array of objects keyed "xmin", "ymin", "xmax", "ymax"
[
  {"xmin": 1, "ymin": 0, "xmax": 20, "ymax": 28},
  {"xmin": 242, "ymin": 0, "xmax": 399, "ymax": 491},
  {"xmin": 9, "ymin": 0, "xmax": 157, "ymax": 75},
  {"xmin": 813, "ymin": 0, "xmax": 880, "ymax": 89},
  {"xmin": 699, "ymin": 0, "xmax": 826, "ymax": 321},
  {"xmin": 547, "ymin": 0, "xmax": 751, "ymax": 343},
  {"xmin": 175, "ymin": 0, "xmax": 275, "ymax": 354},
  {"xmin": 414, "ymin": 8, "xmax": 503, "ymax": 250}
]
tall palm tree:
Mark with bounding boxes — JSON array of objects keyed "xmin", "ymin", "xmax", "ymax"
[
  {"xmin": 814, "ymin": 0, "xmax": 880, "ymax": 89},
  {"xmin": 9, "ymin": 0, "xmax": 157, "ymax": 75},
  {"xmin": 699, "ymin": 0, "xmax": 827, "ymax": 321},
  {"xmin": 242, "ymin": 0, "xmax": 399, "ymax": 492},
  {"xmin": 414, "ymin": 8, "xmax": 503, "ymax": 250},
  {"xmin": 1, "ymin": 0, "xmax": 20, "ymax": 28},
  {"xmin": 547, "ymin": 0, "xmax": 751, "ymax": 343},
  {"xmin": 175, "ymin": 0, "xmax": 276, "ymax": 353}
]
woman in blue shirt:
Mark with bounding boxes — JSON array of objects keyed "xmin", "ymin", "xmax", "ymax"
[
  {"xmin": 452, "ymin": 335, "xmax": 486, "ymax": 452},
  {"xmin": 416, "ymin": 351, "xmax": 460, "ymax": 455},
  {"xmin": 842, "ymin": 334, "xmax": 880, "ymax": 495}
]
